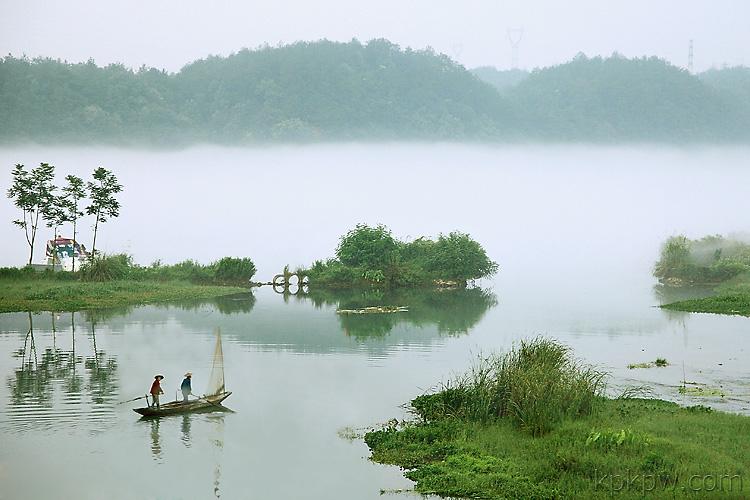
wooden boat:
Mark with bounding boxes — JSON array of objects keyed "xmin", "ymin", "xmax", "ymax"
[
  {"xmin": 134, "ymin": 328, "xmax": 231, "ymax": 417},
  {"xmin": 134, "ymin": 391, "xmax": 232, "ymax": 417}
]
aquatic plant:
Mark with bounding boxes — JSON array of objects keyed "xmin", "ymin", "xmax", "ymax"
[{"xmin": 627, "ymin": 358, "xmax": 669, "ymax": 369}]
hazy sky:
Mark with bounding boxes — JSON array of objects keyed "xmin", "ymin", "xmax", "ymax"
[{"xmin": 2, "ymin": 1, "xmax": 748, "ymax": 72}]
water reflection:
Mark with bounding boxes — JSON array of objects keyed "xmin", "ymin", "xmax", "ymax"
[
  {"xmin": 142, "ymin": 411, "xmax": 226, "ymax": 497},
  {"xmin": 652, "ymin": 284, "xmax": 715, "ymax": 325},
  {"xmin": 297, "ymin": 287, "xmax": 498, "ymax": 339},
  {"xmin": 150, "ymin": 417, "xmax": 162, "ymax": 460},
  {"xmin": 181, "ymin": 413, "xmax": 191, "ymax": 447},
  {"xmin": 38, "ymin": 287, "xmax": 497, "ymax": 354},
  {"xmin": 4, "ymin": 311, "xmax": 119, "ymax": 432}
]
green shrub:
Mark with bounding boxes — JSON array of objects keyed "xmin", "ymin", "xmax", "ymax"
[
  {"xmin": 305, "ymin": 225, "xmax": 498, "ymax": 287},
  {"xmin": 424, "ymin": 232, "xmax": 499, "ymax": 283},
  {"xmin": 212, "ymin": 257, "xmax": 257, "ymax": 284},
  {"xmin": 79, "ymin": 254, "xmax": 133, "ymax": 281},
  {"xmin": 336, "ymin": 224, "xmax": 398, "ymax": 269},
  {"xmin": 654, "ymin": 234, "xmax": 750, "ymax": 285},
  {"xmin": 412, "ymin": 338, "xmax": 606, "ymax": 435},
  {"xmin": 0, "ymin": 266, "xmax": 36, "ymax": 280}
]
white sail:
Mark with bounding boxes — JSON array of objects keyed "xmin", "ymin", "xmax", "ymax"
[{"xmin": 206, "ymin": 328, "xmax": 225, "ymax": 396}]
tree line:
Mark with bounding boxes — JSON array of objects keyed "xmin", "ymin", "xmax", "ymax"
[
  {"xmin": 6, "ymin": 164, "xmax": 122, "ymax": 267},
  {"xmin": 1, "ymin": 40, "xmax": 749, "ymax": 143}
]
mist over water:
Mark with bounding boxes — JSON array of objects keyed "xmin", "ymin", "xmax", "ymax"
[
  {"xmin": 1, "ymin": 144, "xmax": 749, "ymax": 499},
  {"xmin": 2, "ymin": 144, "xmax": 749, "ymax": 280}
]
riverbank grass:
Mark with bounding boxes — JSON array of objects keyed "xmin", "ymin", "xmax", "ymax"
[
  {"xmin": 365, "ymin": 339, "xmax": 750, "ymax": 499},
  {"xmin": 0, "ymin": 279, "xmax": 247, "ymax": 312},
  {"xmin": 660, "ymin": 273, "xmax": 750, "ymax": 316}
]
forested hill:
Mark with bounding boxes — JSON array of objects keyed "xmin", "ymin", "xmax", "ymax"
[{"xmin": 1, "ymin": 40, "xmax": 748, "ymax": 145}]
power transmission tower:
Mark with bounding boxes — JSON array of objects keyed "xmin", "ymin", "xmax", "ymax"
[
  {"xmin": 507, "ymin": 28, "xmax": 523, "ymax": 70},
  {"xmin": 688, "ymin": 39, "xmax": 694, "ymax": 73}
]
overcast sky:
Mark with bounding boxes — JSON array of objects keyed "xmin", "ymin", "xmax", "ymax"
[{"xmin": 2, "ymin": 0, "xmax": 748, "ymax": 72}]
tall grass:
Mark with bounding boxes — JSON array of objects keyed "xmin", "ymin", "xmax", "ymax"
[
  {"xmin": 72, "ymin": 253, "xmax": 256, "ymax": 285},
  {"xmin": 412, "ymin": 337, "xmax": 607, "ymax": 435},
  {"xmin": 79, "ymin": 254, "xmax": 134, "ymax": 281}
]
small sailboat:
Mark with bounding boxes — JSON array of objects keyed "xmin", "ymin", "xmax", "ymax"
[{"xmin": 134, "ymin": 329, "xmax": 232, "ymax": 417}]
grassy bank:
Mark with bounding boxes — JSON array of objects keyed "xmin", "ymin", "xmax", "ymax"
[
  {"xmin": 0, "ymin": 254, "xmax": 255, "ymax": 312},
  {"xmin": 660, "ymin": 273, "xmax": 750, "ymax": 316},
  {"xmin": 365, "ymin": 339, "xmax": 750, "ymax": 499},
  {"xmin": 0, "ymin": 279, "xmax": 246, "ymax": 312},
  {"xmin": 654, "ymin": 235, "xmax": 750, "ymax": 316}
]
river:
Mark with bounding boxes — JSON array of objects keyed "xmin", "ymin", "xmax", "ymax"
[{"xmin": 1, "ymin": 144, "xmax": 749, "ymax": 499}]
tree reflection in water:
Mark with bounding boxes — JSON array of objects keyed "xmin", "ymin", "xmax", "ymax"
[
  {"xmin": 292, "ymin": 287, "xmax": 498, "ymax": 339},
  {"xmin": 5, "ymin": 310, "xmax": 119, "ymax": 429}
]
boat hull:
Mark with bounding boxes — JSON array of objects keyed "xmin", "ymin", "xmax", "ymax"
[{"xmin": 133, "ymin": 392, "xmax": 232, "ymax": 417}]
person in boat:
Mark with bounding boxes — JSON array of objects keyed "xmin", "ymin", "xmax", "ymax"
[
  {"xmin": 181, "ymin": 372, "xmax": 193, "ymax": 402},
  {"xmin": 150, "ymin": 375, "xmax": 164, "ymax": 408}
]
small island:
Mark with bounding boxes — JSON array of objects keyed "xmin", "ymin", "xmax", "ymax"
[
  {"xmin": 654, "ymin": 234, "xmax": 750, "ymax": 316},
  {"xmin": 300, "ymin": 224, "xmax": 498, "ymax": 289}
]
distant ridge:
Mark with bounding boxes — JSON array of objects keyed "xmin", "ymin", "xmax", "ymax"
[{"xmin": 1, "ymin": 40, "xmax": 748, "ymax": 145}]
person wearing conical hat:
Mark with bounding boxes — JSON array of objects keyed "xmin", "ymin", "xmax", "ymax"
[
  {"xmin": 150, "ymin": 375, "xmax": 164, "ymax": 408},
  {"xmin": 181, "ymin": 372, "xmax": 193, "ymax": 403}
]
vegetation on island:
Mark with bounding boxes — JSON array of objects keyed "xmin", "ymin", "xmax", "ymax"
[
  {"xmin": 0, "ymin": 254, "xmax": 256, "ymax": 312},
  {"xmin": 302, "ymin": 224, "xmax": 498, "ymax": 289},
  {"xmin": 365, "ymin": 338, "xmax": 750, "ymax": 499},
  {"xmin": 2, "ymin": 41, "xmax": 749, "ymax": 144},
  {"xmin": 654, "ymin": 234, "xmax": 750, "ymax": 316}
]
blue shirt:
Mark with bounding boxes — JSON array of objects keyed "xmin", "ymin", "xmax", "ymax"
[{"xmin": 181, "ymin": 377, "xmax": 191, "ymax": 391}]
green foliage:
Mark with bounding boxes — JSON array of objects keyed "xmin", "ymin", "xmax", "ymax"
[
  {"xmin": 306, "ymin": 225, "xmax": 497, "ymax": 288},
  {"xmin": 654, "ymin": 234, "xmax": 750, "ymax": 285},
  {"xmin": 79, "ymin": 253, "xmax": 133, "ymax": 281},
  {"xmin": 335, "ymin": 224, "xmax": 397, "ymax": 270},
  {"xmin": 507, "ymin": 54, "xmax": 750, "ymax": 142},
  {"xmin": 699, "ymin": 66, "xmax": 750, "ymax": 105},
  {"xmin": 3, "ymin": 48, "xmax": 747, "ymax": 144},
  {"xmin": 366, "ymin": 389, "xmax": 750, "ymax": 499},
  {"xmin": 86, "ymin": 167, "xmax": 122, "ymax": 257},
  {"xmin": 7, "ymin": 163, "xmax": 57, "ymax": 264},
  {"xmin": 412, "ymin": 338, "xmax": 606, "ymax": 436},
  {"xmin": 0, "ymin": 278, "xmax": 246, "ymax": 313},
  {"xmin": 0, "ymin": 41, "xmax": 510, "ymax": 144},
  {"xmin": 0, "ymin": 266, "xmax": 40, "ymax": 280},
  {"xmin": 425, "ymin": 231, "xmax": 499, "ymax": 282},
  {"xmin": 470, "ymin": 67, "xmax": 529, "ymax": 93},
  {"xmin": 585, "ymin": 428, "xmax": 651, "ymax": 451},
  {"xmin": 662, "ymin": 293, "xmax": 750, "ymax": 317},
  {"xmin": 38, "ymin": 253, "xmax": 256, "ymax": 285},
  {"xmin": 211, "ymin": 257, "xmax": 257, "ymax": 285}
]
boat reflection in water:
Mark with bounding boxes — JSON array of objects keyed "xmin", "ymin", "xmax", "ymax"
[{"xmin": 144, "ymin": 411, "xmax": 227, "ymax": 498}]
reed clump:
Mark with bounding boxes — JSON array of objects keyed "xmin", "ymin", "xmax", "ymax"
[{"xmin": 412, "ymin": 337, "xmax": 606, "ymax": 435}]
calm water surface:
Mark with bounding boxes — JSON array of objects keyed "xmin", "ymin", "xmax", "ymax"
[{"xmin": 1, "ymin": 145, "xmax": 749, "ymax": 499}]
